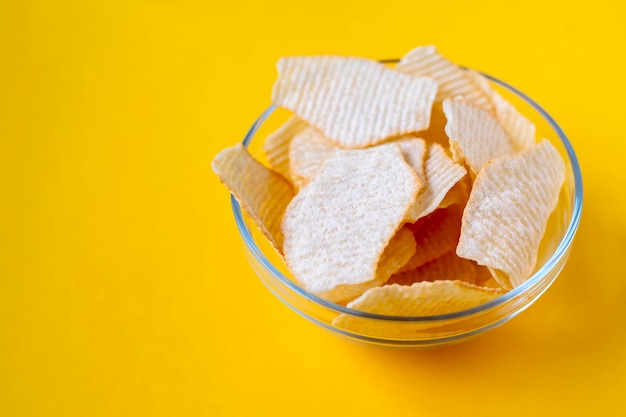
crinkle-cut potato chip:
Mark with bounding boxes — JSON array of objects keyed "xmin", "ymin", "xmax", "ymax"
[
  {"xmin": 281, "ymin": 143, "xmax": 421, "ymax": 302},
  {"xmin": 272, "ymin": 56, "xmax": 437, "ymax": 148},
  {"xmin": 443, "ymin": 98, "xmax": 515, "ymax": 176},
  {"xmin": 396, "ymin": 45, "xmax": 493, "ymax": 111},
  {"xmin": 212, "ymin": 144, "xmax": 294, "ymax": 253},
  {"xmin": 439, "ymin": 174, "xmax": 471, "ymax": 210},
  {"xmin": 289, "ymin": 126, "xmax": 339, "ymax": 189},
  {"xmin": 398, "ymin": 204, "xmax": 463, "ymax": 274},
  {"xmin": 405, "ymin": 143, "xmax": 467, "ymax": 222},
  {"xmin": 395, "ymin": 136, "xmax": 427, "ymax": 183},
  {"xmin": 387, "ymin": 250, "xmax": 493, "ymax": 287},
  {"xmin": 456, "ymin": 139, "xmax": 565, "ymax": 289},
  {"xmin": 263, "ymin": 116, "xmax": 308, "ymax": 184},
  {"xmin": 341, "ymin": 281, "xmax": 503, "ymax": 316},
  {"xmin": 328, "ymin": 227, "xmax": 416, "ymax": 304},
  {"xmin": 466, "ymin": 70, "xmax": 536, "ymax": 152}
]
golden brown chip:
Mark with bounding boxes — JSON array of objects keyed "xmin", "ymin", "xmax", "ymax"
[
  {"xmin": 289, "ymin": 126, "xmax": 339, "ymax": 189},
  {"xmin": 272, "ymin": 56, "xmax": 437, "ymax": 148},
  {"xmin": 263, "ymin": 116, "xmax": 308, "ymax": 184},
  {"xmin": 396, "ymin": 45, "xmax": 493, "ymax": 111},
  {"xmin": 438, "ymin": 174, "xmax": 471, "ymax": 209},
  {"xmin": 343, "ymin": 280, "xmax": 503, "ymax": 316},
  {"xmin": 281, "ymin": 143, "xmax": 421, "ymax": 302},
  {"xmin": 398, "ymin": 204, "xmax": 463, "ymax": 273},
  {"xmin": 456, "ymin": 139, "xmax": 565, "ymax": 288},
  {"xmin": 405, "ymin": 143, "xmax": 467, "ymax": 222},
  {"xmin": 387, "ymin": 250, "xmax": 493, "ymax": 287},
  {"xmin": 443, "ymin": 98, "xmax": 516, "ymax": 176},
  {"xmin": 212, "ymin": 144, "xmax": 295, "ymax": 253},
  {"xmin": 466, "ymin": 70, "xmax": 536, "ymax": 152}
]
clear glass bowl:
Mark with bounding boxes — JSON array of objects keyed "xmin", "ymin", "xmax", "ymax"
[{"xmin": 230, "ymin": 68, "xmax": 583, "ymax": 348}]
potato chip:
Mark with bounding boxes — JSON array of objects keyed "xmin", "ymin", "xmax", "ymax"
[
  {"xmin": 263, "ymin": 116, "xmax": 308, "ymax": 184},
  {"xmin": 396, "ymin": 45, "xmax": 493, "ymax": 111},
  {"xmin": 212, "ymin": 144, "xmax": 295, "ymax": 253},
  {"xmin": 405, "ymin": 143, "xmax": 467, "ymax": 222},
  {"xmin": 398, "ymin": 204, "xmax": 463, "ymax": 273},
  {"xmin": 342, "ymin": 280, "xmax": 503, "ymax": 316},
  {"xmin": 272, "ymin": 56, "xmax": 437, "ymax": 148},
  {"xmin": 328, "ymin": 227, "xmax": 416, "ymax": 304},
  {"xmin": 387, "ymin": 250, "xmax": 493, "ymax": 287},
  {"xmin": 443, "ymin": 98, "xmax": 515, "ymax": 176},
  {"xmin": 289, "ymin": 126, "xmax": 339, "ymax": 189},
  {"xmin": 281, "ymin": 143, "xmax": 421, "ymax": 302},
  {"xmin": 466, "ymin": 70, "xmax": 536, "ymax": 152},
  {"xmin": 438, "ymin": 174, "xmax": 471, "ymax": 209},
  {"xmin": 456, "ymin": 139, "xmax": 565, "ymax": 288},
  {"xmin": 395, "ymin": 136, "xmax": 427, "ymax": 182}
]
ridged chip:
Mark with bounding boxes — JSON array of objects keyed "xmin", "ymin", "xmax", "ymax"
[
  {"xmin": 398, "ymin": 204, "xmax": 463, "ymax": 273},
  {"xmin": 212, "ymin": 144, "xmax": 295, "ymax": 253},
  {"xmin": 328, "ymin": 227, "xmax": 416, "ymax": 304},
  {"xmin": 289, "ymin": 126, "xmax": 339, "ymax": 189},
  {"xmin": 395, "ymin": 136, "xmax": 427, "ymax": 182},
  {"xmin": 443, "ymin": 98, "xmax": 515, "ymax": 176},
  {"xmin": 456, "ymin": 139, "xmax": 565, "ymax": 288},
  {"xmin": 396, "ymin": 45, "xmax": 493, "ymax": 111},
  {"xmin": 263, "ymin": 116, "xmax": 308, "ymax": 184},
  {"xmin": 387, "ymin": 250, "xmax": 493, "ymax": 287},
  {"xmin": 342, "ymin": 280, "xmax": 503, "ymax": 316},
  {"xmin": 466, "ymin": 70, "xmax": 536, "ymax": 152},
  {"xmin": 272, "ymin": 56, "xmax": 437, "ymax": 148},
  {"xmin": 405, "ymin": 143, "xmax": 467, "ymax": 222},
  {"xmin": 281, "ymin": 144, "xmax": 421, "ymax": 302}
]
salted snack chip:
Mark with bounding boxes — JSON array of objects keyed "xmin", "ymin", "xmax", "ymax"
[
  {"xmin": 288, "ymin": 126, "xmax": 339, "ymax": 189},
  {"xmin": 466, "ymin": 70, "xmax": 536, "ymax": 152},
  {"xmin": 405, "ymin": 143, "xmax": 467, "ymax": 222},
  {"xmin": 281, "ymin": 144, "xmax": 421, "ymax": 302},
  {"xmin": 272, "ymin": 56, "xmax": 437, "ymax": 148},
  {"xmin": 397, "ymin": 45, "xmax": 493, "ymax": 111},
  {"xmin": 398, "ymin": 204, "xmax": 464, "ymax": 274},
  {"xmin": 341, "ymin": 281, "xmax": 503, "ymax": 317},
  {"xmin": 456, "ymin": 139, "xmax": 565, "ymax": 289},
  {"xmin": 329, "ymin": 227, "xmax": 416, "ymax": 304},
  {"xmin": 212, "ymin": 144, "xmax": 294, "ymax": 253},
  {"xmin": 387, "ymin": 250, "xmax": 492, "ymax": 287},
  {"xmin": 443, "ymin": 98, "xmax": 516, "ymax": 176},
  {"xmin": 263, "ymin": 116, "xmax": 308, "ymax": 184}
]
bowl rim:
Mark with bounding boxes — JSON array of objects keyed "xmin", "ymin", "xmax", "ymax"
[{"xmin": 231, "ymin": 67, "xmax": 583, "ymax": 322}]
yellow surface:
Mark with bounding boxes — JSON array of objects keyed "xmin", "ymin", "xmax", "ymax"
[{"xmin": 1, "ymin": 0, "xmax": 625, "ymax": 415}]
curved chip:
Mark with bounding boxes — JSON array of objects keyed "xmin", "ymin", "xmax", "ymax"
[
  {"xmin": 398, "ymin": 204, "xmax": 463, "ymax": 274},
  {"xmin": 212, "ymin": 144, "xmax": 295, "ymax": 253},
  {"xmin": 466, "ymin": 70, "xmax": 536, "ymax": 152},
  {"xmin": 289, "ymin": 126, "xmax": 339, "ymax": 189},
  {"xmin": 387, "ymin": 250, "xmax": 493, "ymax": 287},
  {"xmin": 456, "ymin": 139, "xmax": 565, "ymax": 289},
  {"xmin": 328, "ymin": 227, "xmax": 416, "ymax": 304},
  {"xmin": 342, "ymin": 280, "xmax": 503, "ymax": 316},
  {"xmin": 263, "ymin": 116, "xmax": 308, "ymax": 185},
  {"xmin": 443, "ymin": 98, "xmax": 515, "ymax": 176},
  {"xmin": 272, "ymin": 56, "xmax": 437, "ymax": 148},
  {"xmin": 281, "ymin": 144, "xmax": 421, "ymax": 302},
  {"xmin": 405, "ymin": 143, "xmax": 467, "ymax": 222},
  {"xmin": 396, "ymin": 45, "xmax": 493, "ymax": 111}
]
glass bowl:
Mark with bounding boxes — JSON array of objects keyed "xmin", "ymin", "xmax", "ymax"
[{"xmin": 230, "ymin": 67, "xmax": 583, "ymax": 349}]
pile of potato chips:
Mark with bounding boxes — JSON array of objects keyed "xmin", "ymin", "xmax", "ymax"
[{"xmin": 212, "ymin": 45, "xmax": 565, "ymax": 317}]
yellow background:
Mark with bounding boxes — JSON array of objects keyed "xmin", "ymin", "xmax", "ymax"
[{"xmin": 1, "ymin": 0, "xmax": 625, "ymax": 415}]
